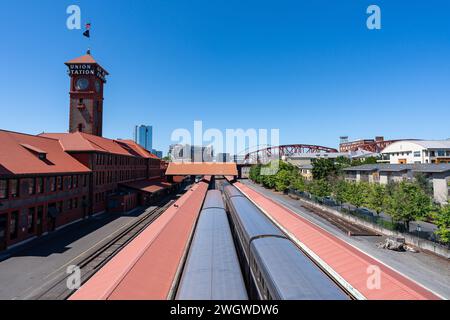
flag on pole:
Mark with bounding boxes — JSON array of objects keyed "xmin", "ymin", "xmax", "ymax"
[{"xmin": 83, "ymin": 23, "xmax": 91, "ymax": 38}]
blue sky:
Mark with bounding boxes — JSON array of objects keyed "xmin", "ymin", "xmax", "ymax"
[{"xmin": 1, "ymin": 0, "xmax": 449, "ymax": 154}]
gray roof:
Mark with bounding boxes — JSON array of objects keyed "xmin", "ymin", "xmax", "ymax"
[
  {"xmin": 297, "ymin": 164, "xmax": 313, "ymax": 170},
  {"xmin": 343, "ymin": 163, "xmax": 450, "ymax": 173}
]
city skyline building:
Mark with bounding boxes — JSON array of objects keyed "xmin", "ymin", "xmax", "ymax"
[{"xmin": 134, "ymin": 125, "xmax": 153, "ymax": 152}]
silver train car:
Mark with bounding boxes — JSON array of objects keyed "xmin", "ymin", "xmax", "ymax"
[
  {"xmin": 224, "ymin": 185, "xmax": 349, "ymax": 300},
  {"xmin": 176, "ymin": 190, "xmax": 248, "ymax": 300}
]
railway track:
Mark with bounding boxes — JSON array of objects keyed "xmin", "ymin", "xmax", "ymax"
[
  {"xmin": 31, "ymin": 196, "xmax": 179, "ymax": 300},
  {"xmin": 300, "ymin": 202, "xmax": 378, "ymax": 236}
]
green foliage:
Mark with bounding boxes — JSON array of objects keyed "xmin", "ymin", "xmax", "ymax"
[
  {"xmin": 308, "ymin": 179, "xmax": 332, "ymax": 198},
  {"xmin": 291, "ymin": 174, "xmax": 306, "ymax": 192},
  {"xmin": 249, "ymin": 164, "xmax": 261, "ymax": 183},
  {"xmin": 331, "ymin": 179, "xmax": 349, "ymax": 204},
  {"xmin": 383, "ymin": 181, "xmax": 432, "ymax": 229},
  {"xmin": 413, "ymin": 173, "xmax": 433, "ymax": 196},
  {"xmin": 367, "ymin": 184, "xmax": 387, "ymax": 215},
  {"xmin": 312, "ymin": 159, "xmax": 339, "ymax": 180},
  {"xmin": 346, "ymin": 181, "xmax": 370, "ymax": 208},
  {"xmin": 432, "ymin": 205, "xmax": 450, "ymax": 243},
  {"xmin": 274, "ymin": 169, "xmax": 294, "ymax": 192},
  {"xmin": 250, "ymin": 161, "xmax": 450, "ymax": 241}
]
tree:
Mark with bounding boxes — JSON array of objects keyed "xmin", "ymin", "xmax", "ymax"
[
  {"xmin": 249, "ymin": 164, "xmax": 261, "ymax": 183},
  {"xmin": 433, "ymin": 205, "xmax": 450, "ymax": 244},
  {"xmin": 414, "ymin": 173, "xmax": 433, "ymax": 196},
  {"xmin": 308, "ymin": 179, "xmax": 332, "ymax": 198},
  {"xmin": 346, "ymin": 182, "xmax": 370, "ymax": 209},
  {"xmin": 331, "ymin": 179, "xmax": 349, "ymax": 205},
  {"xmin": 312, "ymin": 158, "xmax": 338, "ymax": 180},
  {"xmin": 275, "ymin": 169, "xmax": 294, "ymax": 192},
  {"xmin": 291, "ymin": 174, "xmax": 306, "ymax": 192},
  {"xmin": 384, "ymin": 181, "xmax": 432, "ymax": 230},
  {"xmin": 367, "ymin": 184, "xmax": 387, "ymax": 215}
]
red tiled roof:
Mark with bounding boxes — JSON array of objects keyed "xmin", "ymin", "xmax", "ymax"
[
  {"xmin": 165, "ymin": 162, "xmax": 238, "ymax": 176},
  {"xmin": 40, "ymin": 132, "xmax": 138, "ymax": 156},
  {"xmin": 116, "ymin": 140, "xmax": 160, "ymax": 159},
  {"xmin": 0, "ymin": 130, "xmax": 91, "ymax": 176},
  {"xmin": 65, "ymin": 54, "xmax": 97, "ymax": 64},
  {"xmin": 121, "ymin": 179, "xmax": 172, "ymax": 194}
]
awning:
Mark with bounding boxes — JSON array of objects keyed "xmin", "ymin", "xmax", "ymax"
[
  {"xmin": 165, "ymin": 162, "xmax": 238, "ymax": 176},
  {"xmin": 120, "ymin": 179, "xmax": 173, "ymax": 194}
]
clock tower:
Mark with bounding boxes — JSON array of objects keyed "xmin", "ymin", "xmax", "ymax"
[{"xmin": 65, "ymin": 51, "xmax": 109, "ymax": 136}]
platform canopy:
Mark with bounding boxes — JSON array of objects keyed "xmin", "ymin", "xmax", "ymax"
[{"xmin": 165, "ymin": 162, "xmax": 238, "ymax": 176}]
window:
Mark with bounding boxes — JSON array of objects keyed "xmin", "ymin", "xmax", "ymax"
[
  {"xmin": 83, "ymin": 175, "xmax": 87, "ymax": 187},
  {"xmin": 28, "ymin": 207, "xmax": 35, "ymax": 233},
  {"xmin": 74, "ymin": 198, "xmax": 78, "ymax": 209},
  {"xmin": 0, "ymin": 179, "xmax": 7, "ymax": 199},
  {"xmin": 437, "ymin": 150, "xmax": 445, "ymax": 157},
  {"xmin": 49, "ymin": 177, "xmax": 56, "ymax": 192},
  {"xmin": 9, "ymin": 211, "xmax": 19, "ymax": 240},
  {"xmin": 414, "ymin": 151, "xmax": 421, "ymax": 157},
  {"xmin": 57, "ymin": 176, "xmax": 63, "ymax": 191},
  {"xmin": 10, "ymin": 179, "xmax": 19, "ymax": 198},
  {"xmin": 68, "ymin": 176, "xmax": 72, "ymax": 189},
  {"xmin": 28, "ymin": 178, "xmax": 36, "ymax": 195},
  {"xmin": 73, "ymin": 175, "xmax": 78, "ymax": 188},
  {"xmin": 57, "ymin": 201, "xmax": 63, "ymax": 214},
  {"xmin": 68, "ymin": 199, "xmax": 73, "ymax": 210},
  {"xmin": 10, "ymin": 211, "xmax": 19, "ymax": 239},
  {"xmin": 36, "ymin": 177, "xmax": 44, "ymax": 194}
]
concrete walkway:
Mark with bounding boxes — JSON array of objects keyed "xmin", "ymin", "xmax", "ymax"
[{"xmin": 0, "ymin": 206, "xmax": 157, "ymax": 299}]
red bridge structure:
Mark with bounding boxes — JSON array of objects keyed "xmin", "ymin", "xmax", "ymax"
[{"xmin": 244, "ymin": 144, "xmax": 339, "ymax": 164}]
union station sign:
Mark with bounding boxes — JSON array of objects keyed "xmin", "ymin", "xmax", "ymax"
[{"xmin": 67, "ymin": 64, "xmax": 107, "ymax": 82}]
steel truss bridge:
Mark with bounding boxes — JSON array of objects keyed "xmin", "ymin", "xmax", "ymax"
[{"xmin": 244, "ymin": 144, "xmax": 339, "ymax": 164}]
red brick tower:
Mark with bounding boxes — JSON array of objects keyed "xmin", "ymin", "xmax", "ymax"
[{"xmin": 65, "ymin": 51, "xmax": 109, "ymax": 136}]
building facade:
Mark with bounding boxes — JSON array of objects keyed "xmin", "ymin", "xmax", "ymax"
[
  {"xmin": 134, "ymin": 125, "xmax": 153, "ymax": 151},
  {"xmin": 381, "ymin": 140, "xmax": 450, "ymax": 164},
  {"xmin": 0, "ymin": 52, "xmax": 172, "ymax": 252},
  {"xmin": 342, "ymin": 164, "xmax": 450, "ymax": 204}
]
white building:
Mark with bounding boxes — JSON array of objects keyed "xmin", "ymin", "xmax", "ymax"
[{"xmin": 381, "ymin": 140, "xmax": 450, "ymax": 164}]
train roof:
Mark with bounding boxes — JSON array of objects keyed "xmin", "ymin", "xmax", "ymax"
[
  {"xmin": 176, "ymin": 208, "xmax": 248, "ymax": 300},
  {"xmin": 228, "ymin": 194, "xmax": 284, "ymax": 240},
  {"xmin": 202, "ymin": 190, "xmax": 226, "ymax": 210},
  {"xmin": 252, "ymin": 237, "xmax": 349, "ymax": 300}
]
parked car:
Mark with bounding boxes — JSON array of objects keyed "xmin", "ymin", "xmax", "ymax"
[
  {"xmin": 356, "ymin": 208, "xmax": 374, "ymax": 218},
  {"xmin": 323, "ymin": 196, "xmax": 338, "ymax": 207}
]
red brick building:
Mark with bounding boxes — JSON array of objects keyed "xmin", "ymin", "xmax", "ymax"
[
  {"xmin": 0, "ymin": 131, "xmax": 91, "ymax": 250},
  {"xmin": 0, "ymin": 52, "xmax": 175, "ymax": 251}
]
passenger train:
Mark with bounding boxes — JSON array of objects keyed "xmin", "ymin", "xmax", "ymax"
[{"xmin": 223, "ymin": 185, "xmax": 349, "ymax": 300}]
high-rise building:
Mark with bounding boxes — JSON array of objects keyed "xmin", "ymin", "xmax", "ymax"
[{"xmin": 134, "ymin": 125, "xmax": 153, "ymax": 151}]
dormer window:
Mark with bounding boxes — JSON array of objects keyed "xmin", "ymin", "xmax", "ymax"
[{"xmin": 20, "ymin": 144, "xmax": 48, "ymax": 161}]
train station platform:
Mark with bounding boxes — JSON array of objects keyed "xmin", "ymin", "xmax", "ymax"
[
  {"xmin": 69, "ymin": 177, "xmax": 211, "ymax": 300},
  {"xmin": 234, "ymin": 182, "xmax": 443, "ymax": 300}
]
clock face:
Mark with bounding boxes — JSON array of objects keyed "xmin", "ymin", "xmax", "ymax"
[
  {"xmin": 95, "ymin": 80, "xmax": 101, "ymax": 93},
  {"xmin": 76, "ymin": 78, "xmax": 89, "ymax": 91}
]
